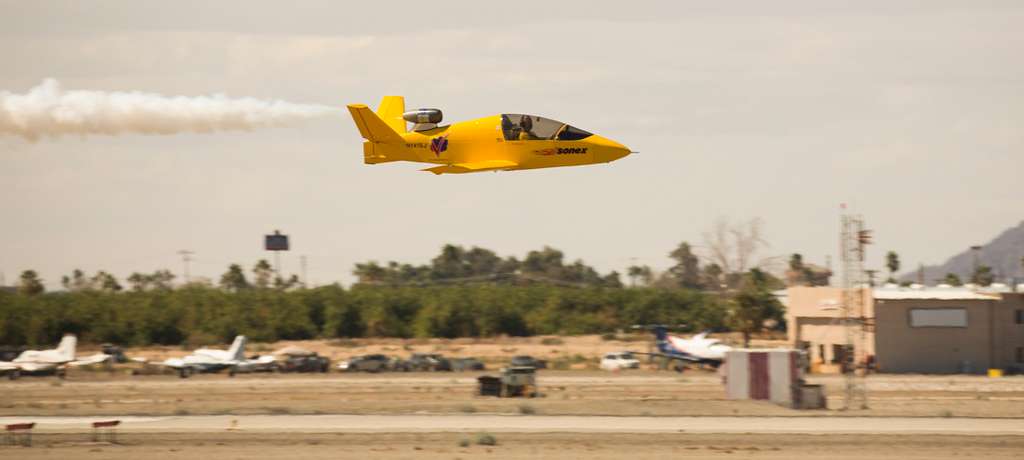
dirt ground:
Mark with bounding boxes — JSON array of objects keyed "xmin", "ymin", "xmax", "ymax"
[
  {"xmin": 4, "ymin": 433, "xmax": 1023, "ymax": 460},
  {"xmin": 4, "ymin": 335, "xmax": 1022, "ymax": 458},
  {"xmin": 2, "ymin": 371, "xmax": 1023, "ymax": 418}
]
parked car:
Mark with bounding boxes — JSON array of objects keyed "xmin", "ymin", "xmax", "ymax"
[
  {"xmin": 397, "ymin": 353, "xmax": 452, "ymax": 372},
  {"xmin": 274, "ymin": 347, "xmax": 330, "ymax": 373},
  {"xmin": 337, "ymin": 354, "xmax": 391, "ymax": 373},
  {"xmin": 451, "ymin": 357, "xmax": 486, "ymax": 372},
  {"xmin": 600, "ymin": 351, "xmax": 640, "ymax": 371},
  {"xmin": 509, "ymin": 355, "xmax": 547, "ymax": 369},
  {"xmin": 100, "ymin": 343, "xmax": 129, "ymax": 363}
]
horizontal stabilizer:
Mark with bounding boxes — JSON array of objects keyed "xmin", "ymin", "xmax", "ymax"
[{"xmin": 422, "ymin": 160, "xmax": 518, "ymax": 175}]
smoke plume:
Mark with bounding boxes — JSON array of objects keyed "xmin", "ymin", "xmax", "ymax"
[{"xmin": 0, "ymin": 79, "xmax": 338, "ymax": 141}]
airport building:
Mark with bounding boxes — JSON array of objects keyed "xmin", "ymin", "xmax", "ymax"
[{"xmin": 786, "ymin": 285, "xmax": 1024, "ymax": 374}]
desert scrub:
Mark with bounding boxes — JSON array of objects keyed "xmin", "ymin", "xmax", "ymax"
[{"xmin": 475, "ymin": 432, "xmax": 497, "ymax": 446}]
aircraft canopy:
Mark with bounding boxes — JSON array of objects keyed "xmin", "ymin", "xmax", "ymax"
[{"xmin": 501, "ymin": 114, "xmax": 592, "ymax": 141}]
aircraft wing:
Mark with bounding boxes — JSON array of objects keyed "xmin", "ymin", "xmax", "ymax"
[
  {"xmin": 14, "ymin": 362, "xmax": 57, "ymax": 372},
  {"xmin": 629, "ymin": 351, "xmax": 703, "ymax": 363},
  {"xmin": 69, "ymin": 353, "xmax": 111, "ymax": 367},
  {"xmin": 162, "ymin": 358, "xmax": 187, "ymax": 369},
  {"xmin": 422, "ymin": 160, "xmax": 518, "ymax": 175}
]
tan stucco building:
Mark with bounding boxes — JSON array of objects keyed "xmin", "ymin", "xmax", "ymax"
[{"xmin": 786, "ymin": 286, "xmax": 1024, "ymax": 374}]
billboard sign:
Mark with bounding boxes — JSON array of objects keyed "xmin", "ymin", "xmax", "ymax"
[{"xmin": 265, "ymin": 231, "xmax": 289, "ymax": 251}]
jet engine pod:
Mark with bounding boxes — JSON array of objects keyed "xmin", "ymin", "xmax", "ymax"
[{"xmin": 403, "ymin": 109, "xmax": 442, "ymax": 124}]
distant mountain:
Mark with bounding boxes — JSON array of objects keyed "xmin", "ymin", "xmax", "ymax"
[{"xmin": 901, "ymin": 220, "xmax": 1024, "ymax": 284}]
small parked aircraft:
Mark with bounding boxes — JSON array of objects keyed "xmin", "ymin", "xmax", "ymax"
[
  {"xmin": 162, "ymin": 335, "xmax": 247, "ymax": 378},
  {"xmin": 0, "ymin": 335, "xmax": 109, "ymax": 379},
  {"xmin": 631, "ymin": 325, "xmax": 732, "ymax": 371},
  {"xmin": 347, "ymin": 97, "xmax": 632, "ymax": 174}
]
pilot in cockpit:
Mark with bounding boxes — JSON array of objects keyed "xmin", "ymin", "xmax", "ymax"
[{"xmin": 518, "ymin": 115, "xmax": 535, "ymax": 140}]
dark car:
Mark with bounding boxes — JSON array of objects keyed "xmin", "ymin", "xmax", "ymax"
[
  {"xmin": 451, "ymin": 357, "xmax": 486, "ymax": 372},
  {"xmin": 338, "ymin": 354, "xmax": 391, "ymax": 373},
  {"xmin": 509, "ymin": 355, "xmax": 547, "ymax": 369},
  {"xmin": 280, "ymin": 353, "xmax": 330, "ymax": 373},
  {"xmin": 400, "ymin": 353, "xmax": 452, "ymax": 372},
  {"xmin": 100, "ymin": 344, "xmax": 129, "ymax": 363}
]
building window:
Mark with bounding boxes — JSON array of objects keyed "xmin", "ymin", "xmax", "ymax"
[
  {"xmin": 1017, "ymin": 347, "xmax": 1023, "ymax": 364},
  {"xmin": 909, "ymin": 308, "xmax": 968, "ymax": 327},
  {"xmin": 1016, "ymin": 309, "xmax": 1024, "ymax": 325}
]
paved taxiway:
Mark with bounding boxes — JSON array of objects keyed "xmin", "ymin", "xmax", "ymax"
[{"xmin": 2, "ymin": 415, "xmax": 1021, "ymax": 435}]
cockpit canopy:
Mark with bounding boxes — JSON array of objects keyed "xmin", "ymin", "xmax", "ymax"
[{"xmin": 501, "ymin": 114, "xmax": 592, "ymax": 141}]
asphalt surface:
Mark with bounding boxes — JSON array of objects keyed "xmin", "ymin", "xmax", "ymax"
[{"xmin": 2, "ymin": 415, "xmax": 1021, "ymax": 435}]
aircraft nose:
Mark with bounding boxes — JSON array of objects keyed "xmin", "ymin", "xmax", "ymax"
[{"xmin": 590, "ymin": 135, "xmax": 631, "ymax": 163}]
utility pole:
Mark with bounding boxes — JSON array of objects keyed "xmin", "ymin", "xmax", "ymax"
[
  {"xmin": 178, "ymin": 250, "xmax": 194, "ymax": 284},
  {"xmin": 839, "ymin": 205, "xmax": 870, "ymax": 410},
  {"xmin": 970, "ymin": 245, "xmax": 982, "ymax": 283},
  {"xmin": 300, "ymin": 255, "xmax": 308, "ymax": 287}
]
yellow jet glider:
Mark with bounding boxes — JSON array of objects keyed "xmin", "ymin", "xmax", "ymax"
[{"xmin": 347, "ymin": 97, "xmax": 631, "ymax": 174}]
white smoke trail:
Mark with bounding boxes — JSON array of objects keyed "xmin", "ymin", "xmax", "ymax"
[{"xmin": 0, "ymin": 79, "xmax": 338, "ymax": 141}]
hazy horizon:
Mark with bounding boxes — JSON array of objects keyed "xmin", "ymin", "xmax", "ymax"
[{"xmin": 2, "ymin": 1, "xmax": 1022, "ymax": 289}]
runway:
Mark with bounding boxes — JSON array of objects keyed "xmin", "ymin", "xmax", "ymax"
[{"xmin": 2, "ymin": 414, "xmax": 1021, "ymax": 435}]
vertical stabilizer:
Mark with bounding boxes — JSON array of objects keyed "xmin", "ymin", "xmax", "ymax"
[
  {"xmin": 227, "ymin": 335, "xmax": 247, "ymax": 361},
  {"xmin": 376, "ymin": 96, "xmax": 406, "ymax": 133},
  {"xmin": 56, "ymin": 334, "xmax": 77, "ymax": 361},
  {"xmin": 347, "ymin": 104, "xmax": 404, "ymax": 144}
]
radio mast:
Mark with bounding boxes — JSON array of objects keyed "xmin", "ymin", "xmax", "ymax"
[{"xmin": 839, "ymin": 206, "xmax": 870, "ymax": 410}]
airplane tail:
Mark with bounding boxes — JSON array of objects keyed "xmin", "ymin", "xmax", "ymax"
[
  {"xmin": 376, "ymin": 96, "xmax": 406, "ymax": 134},
  {"xmin": 227, "ymin": 335, "xmax": 247, "ymax": 362},
  {"xmin": 651, "ymin": 325, "xmax": 669, "ymax": 341},
  {"xmin": 347, "ymin": 97, "xmax": 405, "ymax": 144},
  {"xmin": 56, "ymin": 334, "xmax": 77, "ymax": 361}
]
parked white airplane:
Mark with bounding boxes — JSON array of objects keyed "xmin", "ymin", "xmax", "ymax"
[
  {"xmin": 163, "ymin": 335, "xmax": 247, "ymax": 378},
  {"xmin": 0, "ymin": 335, "xmax": 99, "ymax": 379},
  {"xmin": 631, "ymin": 326, "xmax": 732, "ymax": 372}
]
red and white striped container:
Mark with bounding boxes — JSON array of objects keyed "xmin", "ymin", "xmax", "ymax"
[{"xmin": 724, "ymin": 349, "xmax": 803, "ymax": 406}]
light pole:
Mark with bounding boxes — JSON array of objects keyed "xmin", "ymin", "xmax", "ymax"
[
  {"xmin": 970, "ymin": 245, "xmax": 982, "ymax": 283},
  {"xmin": 178, "ymin": 250, "xmax": 194, "ymax": 284}
]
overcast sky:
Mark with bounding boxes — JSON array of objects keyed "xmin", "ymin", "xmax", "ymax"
[{"xmin": 2, "ymin": 1, "xmax": 1021, "ymax": 288}]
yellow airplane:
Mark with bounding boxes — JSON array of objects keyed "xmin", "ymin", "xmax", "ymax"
[{"xmin": 347, "ymin": 96, "xmax": 631, "ymax": 174}]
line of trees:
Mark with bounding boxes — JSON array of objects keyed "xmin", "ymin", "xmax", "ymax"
[{"xmin": 1, "ymin": 237, "xmax": 786, "ymax": 347}]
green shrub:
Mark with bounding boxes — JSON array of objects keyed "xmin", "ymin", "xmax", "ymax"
[{"xmin": 475, "ymin": 432, "xmax": 497, "ymax": 446}]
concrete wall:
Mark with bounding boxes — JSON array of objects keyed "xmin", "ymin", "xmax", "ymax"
[
  {"xmin": 725, "ymin": 349, "xmax": 801, "ymax": 405},
  {"xmin": 874, "ymin": 299, "xmax": 998, "ymax": 374}
]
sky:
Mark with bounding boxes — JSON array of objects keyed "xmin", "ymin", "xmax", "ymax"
[{"xmin": 1, "ymin": 1, "xmax": 1022, "ymax": 288}]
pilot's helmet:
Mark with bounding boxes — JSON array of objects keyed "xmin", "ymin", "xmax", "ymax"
[{"xmin": 520, "ymin": 115, "xmax": 533, "ymax": 131}]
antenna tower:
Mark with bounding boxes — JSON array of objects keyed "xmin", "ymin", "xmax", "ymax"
[
  {"xmin": 839, "ymin": 208, "xmax": 870, "ymax": 410},
  {"xmin": 178, "ymin": 250, "xmax": 194, "ymax": 284}
]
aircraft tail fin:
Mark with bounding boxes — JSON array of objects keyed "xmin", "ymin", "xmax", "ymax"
[
  {"xmin": 376, "ymin": 96, "xmax": 406, "ymax": 134},
  {"xmin": 56, "ymin": 334, "xmax": 77, "ymax": 361},
  {"xmin": 347, "ymin": 103, "xmax": 404, "ymax": 144},
  {"xmin": 227, "ymin": 335, "xmax": 247, "ymax": 361},
  {"xmin": 651, "ymin": 325, "xmax": 669, "ymax": 341}
]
